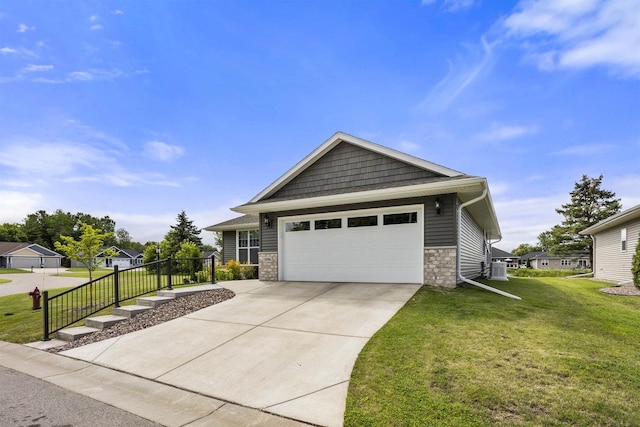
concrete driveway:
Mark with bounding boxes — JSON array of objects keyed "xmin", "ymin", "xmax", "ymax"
[
  {"xmin": 61, "ymin": 280, "xmax": 421, "ymax": 426},
  {"xmin": 0, "ymin": 268, "xmax": 87, "ymax": 297}
]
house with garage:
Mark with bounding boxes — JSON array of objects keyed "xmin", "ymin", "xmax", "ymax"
[
  {"xmin": 519, "ymin": 251, "xmax": 590, "ymax": 270},
  {"xmin": 580, "ymin": 203, "xmax": 640, "ymax": 284},
  {"xmin": 0, "ymin": 242, "xmax": 63, "ymax": 269},
  {"xmin": 207, "ymin": 132, "xmax": 504, "ymax": 290},
  {"xmin": 70, "ymin": 246, "xmax": 143, "ymax": 269}
]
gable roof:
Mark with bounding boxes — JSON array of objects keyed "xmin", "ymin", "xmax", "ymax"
[
  {"xmin": 205, "ymin": 215, "xmax": 260, "ymax": 232},
  {"xmin": 520, "ymin": 251, "xmax": 589, "ymax": 260},
  {"xmin": 230, "ymin": 132, "xmax": 501, "ymax": 240},
  {"xmin": 249, "ymin": 132, "xmax": 464, "ymax": 203},
  {"xmin": 491, "ymin": 247, "xmax": 518, "ymax": 259},
  {"xmin": 0, "ymin": 242, "xmax": 63, "ymax": 257},
  {"xmin": 580, "ymin": 203, "xmax": 640, "ymax": 235}
]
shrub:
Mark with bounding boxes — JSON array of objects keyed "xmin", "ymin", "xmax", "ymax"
[
  {"xmin": 225, "ymin": 260, "xmax": 242, "ymax": 280},
  {"xmin": 215, "ymin": 268, "xmax": 233, "ymax": 281},
  {"xmin": 507, "ymin": 268, "xmax": 585, "ymax": 278},
  {"xmin": 240, "ymin": 263, "xmax": 256, "ymax": 279},
  {"xmin": 632, "ymin": 232, "xmax": 640, "ymax": 289},
  {"xmin": 195, "ymin": 269, "xmax": 211, "ymax": 283}
]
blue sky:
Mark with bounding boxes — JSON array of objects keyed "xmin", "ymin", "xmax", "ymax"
[{"xmin": 1, "ymin": 0, "xmax": 638, "ymax": 251}]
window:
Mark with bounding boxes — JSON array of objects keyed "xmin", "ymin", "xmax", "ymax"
[
  {"xmin": 285, "ymin": 221, "xmax": 310, "ymax": 232},
  {"xmin": 541, "ymin": 259, "xmax": 549, "ymax": 266},
  {"xmin": 348, "ymin": 215, "xmax": 378, "ymax": 227},
  {"xmin": 621, "ymin": 228, "xmax": 627, "ymax": 251},
  {"xmin": 561, "ymin": 259, "xmax": 571, "ymax": 266},
  {"xmin": 383, "ymin": 212, "xmax": 417, "ymax": 225},
  {"xmin": 315, "ymin": 219, "xmax": 341, "ymax": 230},
  {"xmin": 238, "ymin": 230, "xmax": 260, "ymax": 264}
]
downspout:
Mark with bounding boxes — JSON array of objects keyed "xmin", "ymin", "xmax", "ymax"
[{"xmin": 457, "ymin": 188, "xmax": 521, "ymax": 300}]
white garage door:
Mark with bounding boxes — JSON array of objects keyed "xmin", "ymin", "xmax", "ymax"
[{"xmin": 279, "ymin": 205, "xmax": 423, "ymax": 284}]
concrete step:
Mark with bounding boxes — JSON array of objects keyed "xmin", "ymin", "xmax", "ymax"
[
  {"xmin": 113, "ymin": 305, "xmax": 153, "ymax": 318},
  {"xmin": 85, "ymin": 315, "xmax": 128, "ymax": 330},
  {"xmin": 57, "ymin": 326, "xmax": 100, "ymax": 342},
  {"xmin": 158, "ymin": 284, "xmax": 221, "ymax": 298},
  {"xmin": 136, "ymin": 296, "xmax": 175, "ymax": 308},
  {"xmin": 25, "ymin": 339, "xmax": 69, "ymax": 350}
]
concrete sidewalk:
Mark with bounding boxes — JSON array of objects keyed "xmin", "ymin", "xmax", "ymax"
[
  {"xmin": 0, "ymin": 341, "xmax": 306, "ymax": 426},
  {"xmin": 59, "ymin": 280, "xmax": 421, "ymax": 426}
]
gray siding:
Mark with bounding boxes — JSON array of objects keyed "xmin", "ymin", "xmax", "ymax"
[
  {"xmin": 267, "ymin": 142, "xmax": 442, "ymax": 200},
  {"xmin": 260, "ymin": 194, "xmax": 457, "ymax": 252},
  {"xmin": 459, "ymin": 207, "xmax": 485, "ymax": 280},
  {"xmin": 593, "ymin": 218, "xmax": 640, "ymax": 283},
  {"xmin": 222, "ymin": 231, "xmax": 236, "ymax": 264}
]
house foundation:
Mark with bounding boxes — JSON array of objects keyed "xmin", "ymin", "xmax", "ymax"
[
  {"xmin": 258, "ymin": 251, "xmax": 278, "ymax": 281},
  {"xmin": 424, "ymin": 246, "xmax": 457, "ymax": 288}
]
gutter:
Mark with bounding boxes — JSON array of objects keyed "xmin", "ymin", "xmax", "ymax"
[{"xmin": 457, "ymin": 188, "xmax": 521, "ymax": 300}]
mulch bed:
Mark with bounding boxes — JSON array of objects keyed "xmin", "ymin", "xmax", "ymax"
[{"xmin": 599, "ymin": 283, "xmax": 640, "ymax": 296}]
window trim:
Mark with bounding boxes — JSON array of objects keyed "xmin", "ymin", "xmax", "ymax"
[
  {"xmin": 237, "ymin": 229, "xmax": 260, "ymax": 265},
  {"xmin": 621, "ymin": 227, "xmax": 627, "ymax": 252}
]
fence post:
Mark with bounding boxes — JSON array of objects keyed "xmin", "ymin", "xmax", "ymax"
[
  {"xmin": 42, "ymin": 290, "xmax": 50, "ymax": 341},
  {"xmin": 211, "ymin": 255, "xmax": 216, "ymax": 284},
  {"xmin": 156, "ymin": 260, "xmax": 162, "ymax": 290},
  {"xmin": 114, "ymin": 265, "xmax": 120, "ymax": 308},
  {"xmin": 167, "ymin": 257, "xmax": 173, "ymax": 290}
]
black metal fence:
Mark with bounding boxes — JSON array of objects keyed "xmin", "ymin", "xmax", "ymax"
[{"xmin": 42, "ymin": 257, "xmax": 215, "ymax": 340}]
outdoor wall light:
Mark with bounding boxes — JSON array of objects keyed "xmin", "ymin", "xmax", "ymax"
[
  {"xmin": 434, "ymin": 198, "xmax": 442, "ymax": 215},
  {"xmin": 263, "ymin": 214, "xmax": 272, "ymax": 228}
]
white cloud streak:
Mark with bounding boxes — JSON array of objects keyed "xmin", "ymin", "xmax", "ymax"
[
  {"xmin": 551, "ymin": 143, "xmax": 615, "ymax": 156},
  {"xmin": 502, "ymin": 0, "xmax": 640, "ymax": 78},
  {"xmin": 143, "ymin": 141, "xmax": 186, "ymax": 161},
  {"xmin": 477, "ymin": 123, "xmax": 538, "ymax": 143}
]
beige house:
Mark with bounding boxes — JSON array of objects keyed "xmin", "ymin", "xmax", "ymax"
[
  {"xmin": 580, "ymin": 203, "xmax": 640, "ymax": 284},
  {"xmin": 0, "ymin": 242, "xmax": 63, "ymax": 269},
  {"xmin": 520, "ymin": 251, "xmax": 590, "ymax": 270}
]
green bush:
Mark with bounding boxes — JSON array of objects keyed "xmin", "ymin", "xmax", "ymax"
[
  {"xmin": 632, "ymin": 232, "xmax": 640, "ymax": 289},
  {"xmin": 195, "ymin": 269, "xmax": 211, "ymax": 283},
  {"xmin": 240, "ymin": 263, "xmax": 256, "ymax": 279},
  {"xmin": 508, "ymin": 268, "xmax": 590, "ymax": 278},
  {"xmin": 215, "ymin": 268, "xmax": 233, "ymax": 281},
  {"xmin": 226, "ymin": 260, "xmax": 242, "ymax": 279}
]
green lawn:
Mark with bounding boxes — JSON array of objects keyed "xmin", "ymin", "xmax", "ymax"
[
  {"xmin": 345, "ymin": 277, "xmax": 640, "ymax": 426},
  {"xmin": 0, "ymin": 268, "xmax": 32, "ymax": 274},
  {"xmin": 0, "ymin": 279, "xmax": 10, "ymax": 285},
  {"xmin": 54, "ymin": 268, "xmax": 113, "ymax": 279}
]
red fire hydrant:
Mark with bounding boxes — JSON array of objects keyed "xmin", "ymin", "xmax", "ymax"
[{"xmin": 28, "ymin": 287, "xmax": 41, "ymax": 310}]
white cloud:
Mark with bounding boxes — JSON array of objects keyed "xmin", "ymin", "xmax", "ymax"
[
  {"xmin": 0, "ymin": 191, "xmax": 45, "ymax": 223},
  {"xmin": 477, "ymin": 123, "xmax": 538, "ymax": 143},
  {"xmin": 144, "ymin": 141, "xmax": 186, "ymax": 161},
  {"xmin": 17, "ymin": 24, "xmax": 35, "ymax": 33},
  {"xmin": 0, "ymin": 46, "xmax": 17, "ymax": 54},
  {"xmin": 419, "ymin": 37, "xmax": 495, "ymax": 113},
  {"xmin": 113, "ymin": 10, "xmax": 124, "ymax": 15},
  {"xmin": 551, "ymin": 143, "xmax": 614, "ymax": 156},
  {"xmin": 89, "ymin": 14, "xmax": 99, "ymax": 22},
  {"xmin": 443, "ymin": 0, "xmax": 478, "ymax": 12},
  {"xmin": 90, "ymin": 24, "xmax": 103, "ymax": 31},
  {"xmin": 610, "ymin": 174, "xmax": 640, "ymax": 208},
  {"xmin": 502, "ymin": 0, "xmax": 640, "ymax": 78},
  {"xmin": 67, "ymin": 69, "xmax": 124, "ymax": 82},
  {"xmin": 22, "ymin": 64, "xmax": 54, "ymax": 73},
  {"xmin": 397, "ymin": 140, "xmax": 421, "ymax": 153},
  {"xmin": 0, "ymin": 46, "xmax": 37, "ymax": 58}
]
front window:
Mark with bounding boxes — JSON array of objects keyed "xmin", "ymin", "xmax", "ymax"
[
  {"xmin": 238, "ymin": 230, "xmax": 260, "ymax": 265},
  {"xmin": 561, "ymin": 259, "xmax": 571, "ymax": 266},
  {"xmin": 541, "ymin": 259, "xmax": 549, "ymax": 266},
  {"xmin": 621, "ymin": 228, "xmax": 627, "ymax": 251}
]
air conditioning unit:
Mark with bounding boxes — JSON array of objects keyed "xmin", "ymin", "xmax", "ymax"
[{"xmin": 490, "ymin": 261, "xmax": 508, "ymax": 281}]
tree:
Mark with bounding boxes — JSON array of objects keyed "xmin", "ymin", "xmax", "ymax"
[
  {"xmin": 511, "ymin": 243, "xmax": 543, "ymax": 257},
  {"xmin": 54, "ymin": 223, "xmax": 116, "ymax": 283},
  {"xmin": 538, "ymin": 174, "xmax": 621, "ymax": 267},
  {"xmin": 632, "ymin": 232, "xmax": 640, "ymax": 289},
  {"xmin": 115, "ymin": 228, "xmax": 132, "ymax": 247},
  {"xmin": 0, "ymin": 223, "xmax": 28, "ymax": 242},
  {"xmin": 165, "ymin": 211, "xmax": 202, "ymax": 256}
]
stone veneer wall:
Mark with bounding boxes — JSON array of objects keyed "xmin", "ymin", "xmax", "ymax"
[
  {"xmin": 258, "ymin": 251, "xmax": 278, "ymax": 281},
  {"xmin": 424, "ymin": 246, "xmax": 457, "ymax": 288}
]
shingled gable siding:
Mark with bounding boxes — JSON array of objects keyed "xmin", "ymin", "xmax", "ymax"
[
  {"xmin": 266, "ymin": 142, "xmax": 442, "ymax": 200},
  {"xmin": 259, "ymin": 194, "xmax": 457, "ymax": 253}
]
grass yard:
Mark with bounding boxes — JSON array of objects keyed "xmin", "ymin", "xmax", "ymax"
[
  {"xmin": 0, "ymin": 269, "xmax": 32, "ymax": 274},
  {"xmin": 345, "ymin": 277, "xmax": 640, "ymax": 426},
  {"xmin": 55, "ymin": 268, "xmax": 113, "ymax": 279}
]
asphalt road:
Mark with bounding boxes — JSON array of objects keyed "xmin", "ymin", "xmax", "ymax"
[{"xmin": 0, "ymin": 365, "xmax": 161, "ymax": 427}]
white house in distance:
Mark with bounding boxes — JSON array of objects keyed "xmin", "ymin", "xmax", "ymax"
[
  {"xmin": 580, "ymin": 203, "xmax": 640, "ymax": 284},
  {"xmin": 207, "ymin": 132, "xmax": 504, "ymax": 290},
  {"xmin": 0, "ymin": 242, "xmax": 63, "ymax": 269}
]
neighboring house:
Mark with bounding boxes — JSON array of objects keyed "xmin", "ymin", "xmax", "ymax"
[
  {"xmin": 70, "ymin": 246, "xmax": 143, "ymax": 269},
  {"xmin": 0, "ymin": 242, "xmax": 63, "ymax": 269},
  {"xmin": 203, "ymin": 251, "xmax": 221, "ymax": 267},
  {"xmin": 580, "ymin": 203, "xmax": 640, "ymax": 284},
  {"xmin": 519, "ymin": 251, "xmax": 590, "ymax": 270},
  {"xmin": 206, "ymin": 132, "xmax": 502, "ymax": 288},
  {"xmin": 491, "ymin": 247, "xmax": 519, "ymax": 268}
]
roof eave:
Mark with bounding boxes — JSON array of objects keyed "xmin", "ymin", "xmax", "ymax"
[{"xmin": 580, "ymin": 203, "xmax": 640, "ymax": 235}]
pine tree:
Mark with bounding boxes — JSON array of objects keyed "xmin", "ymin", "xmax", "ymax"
[
  {"xmin": 165, "ymin": 211, "xmax": 202, "ymax": 256},
  {"xmin": 538, "ymin": 174, "xmax": 621, "ymax": 267}
]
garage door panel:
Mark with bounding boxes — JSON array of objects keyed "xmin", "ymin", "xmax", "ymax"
[{"xmin": 280, "ymin": 206, "xmax": 423, "ymax": 284}]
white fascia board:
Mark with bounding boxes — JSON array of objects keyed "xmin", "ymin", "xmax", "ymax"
[
  {"xmin": 204, "ymin": 223, "xmax": 259, "ymax": 232},
  {"xmin": 580, "ymin": 203, "xmax": 640, "ymax": 235},
  {"xmin": 235, "ymin": 177, "xmax": 487, "ymax": 214},
  {"xmin": 249, "ymin": 132, "xmax": 464, "ymax": 203}
]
